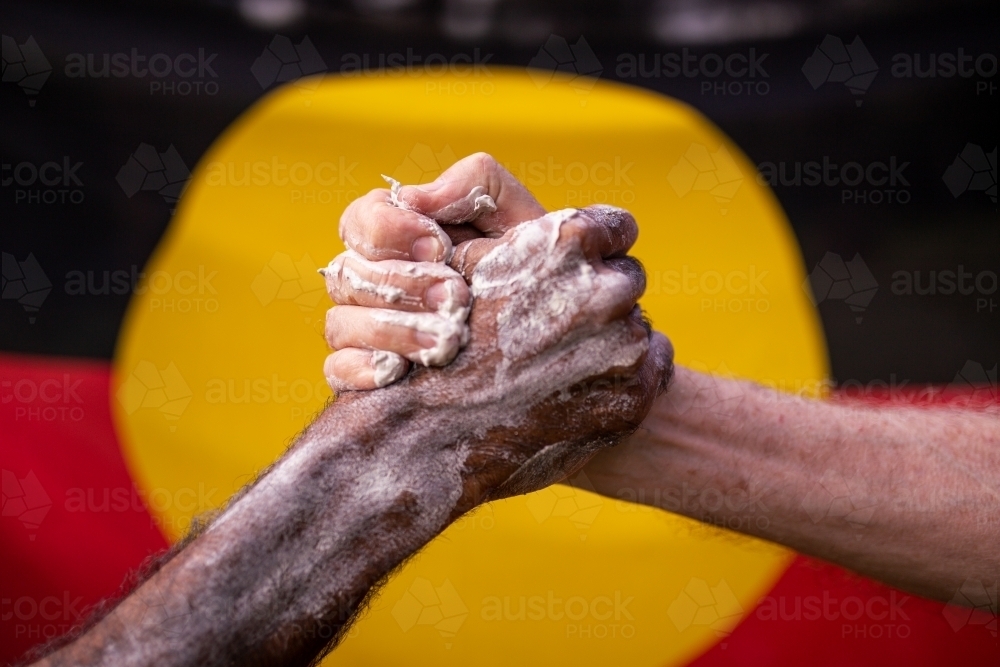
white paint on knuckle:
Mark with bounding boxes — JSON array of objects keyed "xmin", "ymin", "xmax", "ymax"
[
  {"xmin": 383, "ymin": 174, "xmax": 497, "ymax": 224},
  {"xmin": 433, "ymin": 277, "xmax": 472, "ymax": 321},
  {"xmin": 321, "ymin": 253, "xmax": 412, "ymax": 306},
  {"xmin": 370, "ymin": 350, "xmax": 407, "ymax": 387},
  {"xmin": 371, "ymin": 310, "xmax": 469, "ymax": 367},
  {"xmin": 321, "ymin": 251, "xmax": 473, "ymax": 319},
  {"xmin": 454, "ymin": 208, "xmax": 648, "ymax": 428},
  {"xmin": 428, "ymin": 186, "xmax": 497, "ymax": 223},
  {"xmin": 470, "ymin": 209, "xmax": 596, "ymax": 361},
  {"xmin": 586, "ymin": 269, "xmax": 638, "ymax": 318}
]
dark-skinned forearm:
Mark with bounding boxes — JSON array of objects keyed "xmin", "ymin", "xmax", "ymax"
[{"xmin": 35, "ymin": 390, "xmax": 470, "ymax": 667}]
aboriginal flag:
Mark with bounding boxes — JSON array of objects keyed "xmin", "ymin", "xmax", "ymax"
[{"xmin": 2, "ymin": 2, "xmax": 996, "ymax": 665}]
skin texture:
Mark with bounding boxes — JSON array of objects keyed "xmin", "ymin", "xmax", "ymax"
[
  {"xmin": 29, "ymin": 164, "xmax": 670, "ymax": 667},
  {"xmin": 331, "ymin": 153, "xmax": 1000, "ymax": 604},
  {"xmin": 583, "ymin": 369, "xmax": 999, "ymax": 602}
]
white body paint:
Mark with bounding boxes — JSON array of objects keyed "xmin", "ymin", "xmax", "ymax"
[
  {"xmin": 381, "ymin": 174, "xmax": 497, "ymax": 224},
  {"xmin": 319, "ymin": 253, "xmax": 415, "ymax": 306},
  {"xmin": 372, "ymin": 310, "xmax": 469, "ymax": 366},
  {"xmin": 329, "ymin": 174, "xmax": 496, "ymax": 371},
  {"xmin": 371, "ymin": 350, "xmax": 407, "ymax": 387}
]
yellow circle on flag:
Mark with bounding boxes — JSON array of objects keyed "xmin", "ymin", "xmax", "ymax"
[{"xmin": 113, "ymin": 69, "xmax": 828, "ymax": 666}]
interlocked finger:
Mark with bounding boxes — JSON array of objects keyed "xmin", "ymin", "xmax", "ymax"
[
  {"xmin": 326, "ymin": 305, "xmax": 468, "ymax": 367},
  {"xmin": 324, "ymin": 348, "xmax": 409, "ymax": 392},
  {"xmin": 321, "ymin": 251, "xmax": 471, "ymax": 317}
]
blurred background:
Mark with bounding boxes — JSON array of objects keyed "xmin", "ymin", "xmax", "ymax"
[
  {"xmin": 3, "ymin": 0, "xmax": 996, "ymax": 383},
  {"xmin": 2, "ymin": 1, "xmax": 997, "ymax": 665}
]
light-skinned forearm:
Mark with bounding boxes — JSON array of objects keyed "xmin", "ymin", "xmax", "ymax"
[{"xmin": 583, "ymin": 366, "xmax": 1000, "ymax": 601}]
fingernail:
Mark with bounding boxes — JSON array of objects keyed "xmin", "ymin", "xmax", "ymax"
[
  {"xmin": 425, "ymin": 282, "xmax": 449, "ymax": 310},
  {"xmin": 411, "ymin": 236, "xmax": 443, "ymax": 261},
  {"xmin": 416, "ymin": 331, "xmax": 439, "ymax": 348}
]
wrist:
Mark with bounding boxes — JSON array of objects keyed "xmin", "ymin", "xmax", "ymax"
[
  {"xmin": 583, "ymin": 367, "xmax": 777, "ymax": 524},
  {"xmin": 328, "ymin": 376, "xmax": 550, "ymax": 515}
]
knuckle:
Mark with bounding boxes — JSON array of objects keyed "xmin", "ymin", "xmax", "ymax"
[
  {"xmin": 374, "ymin": 265, "xmax": 409, "ymax": 298},
  {"xmin": 369, "ymin": 210, "xmax": 411, "ymax": 256},
  {"xmin": 338, "ymin": 199, "xmax": 358, "ymax": 239},
  {"xmin": 368, "ymin": 207, "xmax": 392, "ymax": 244},
  {"xmin": 559, "ymin": 218, "xmax": 590, "ymax": 246},
  {"xmin": 450, "ymin": 276, "xmax": 472, "ymax": 305},
  {"xmin": 469, "ymin": 152, "xmax": 498, "ymax": 175},
  {"xmin": 327, "ymin": 279, "xmax": 348, "ymax": 304},
  {"xmin": 324, "ymin": 308, "xmax": 341, "ymax": 345}
]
